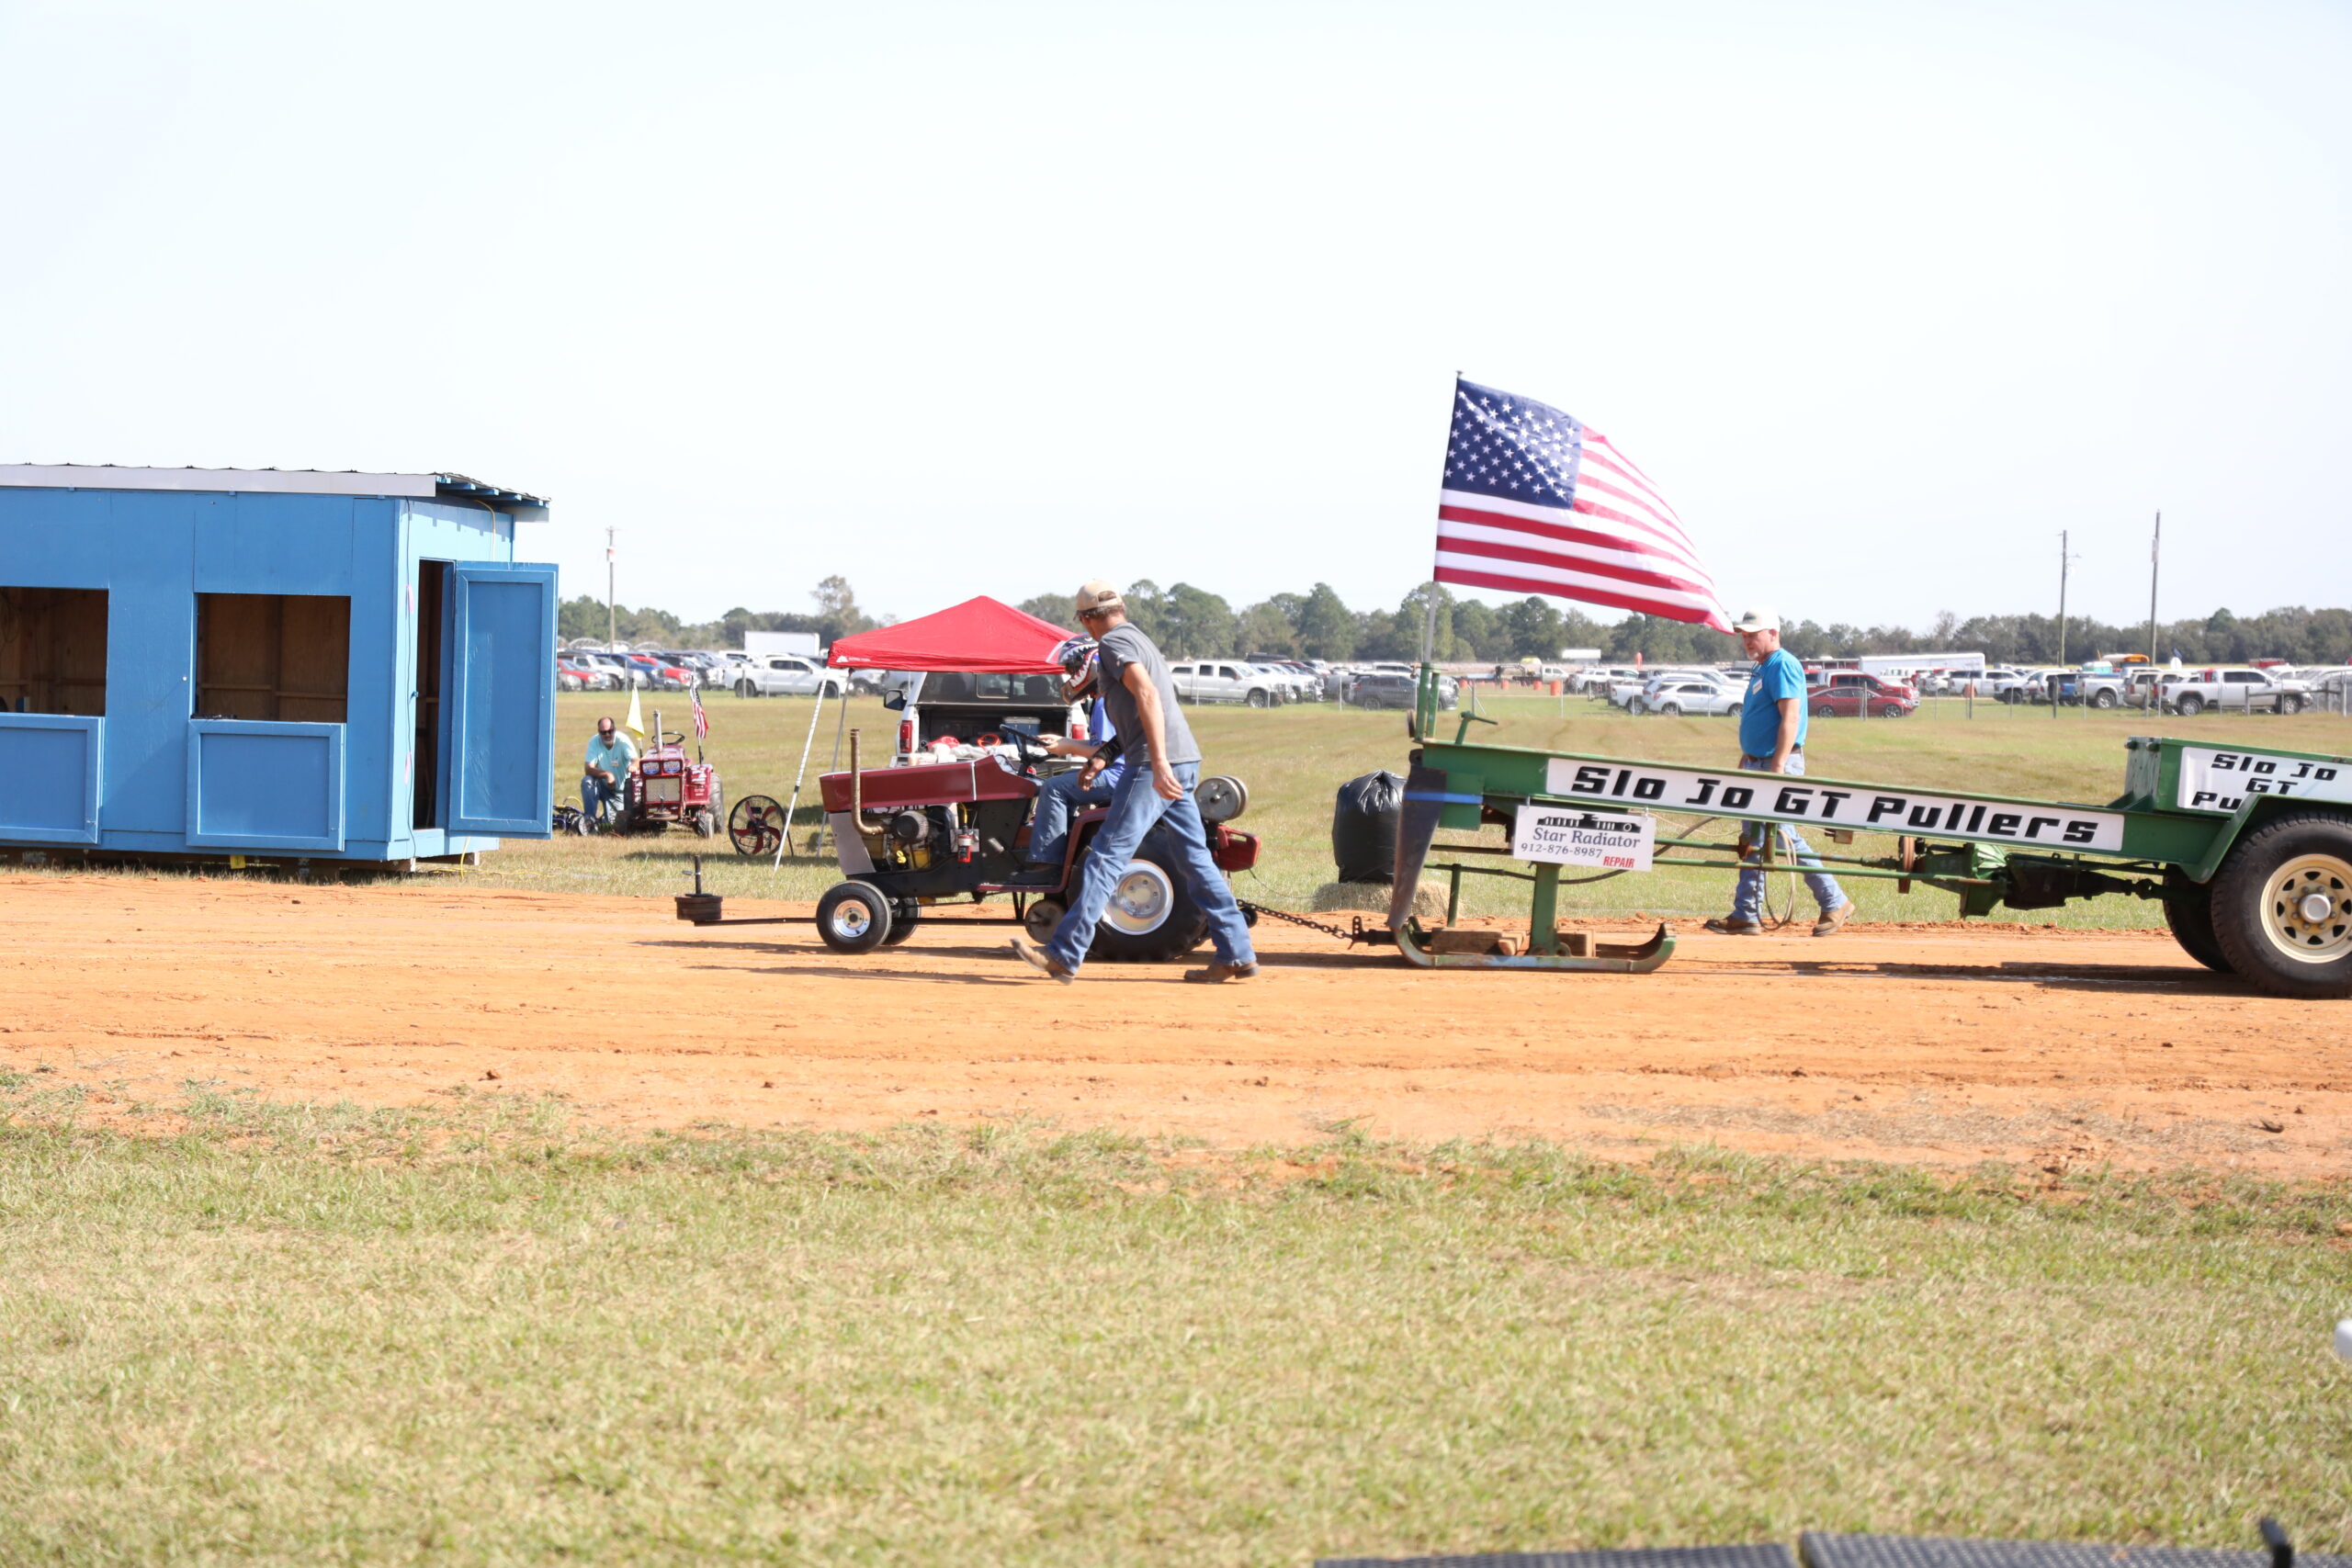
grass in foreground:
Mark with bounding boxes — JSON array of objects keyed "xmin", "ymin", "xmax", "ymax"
[{"xmin": 2, "ymin": 1088, "xmax": 2348, "ymax": 1564}]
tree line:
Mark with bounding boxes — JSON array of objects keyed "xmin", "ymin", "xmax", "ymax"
[{"xmin": 562, "ymin": 576, "xmax": 2352, "ymax": 669}]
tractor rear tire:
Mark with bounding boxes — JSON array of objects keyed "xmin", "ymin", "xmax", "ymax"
[
  {"xmin": 1083, "ymin": 839, "xmax": 1208, "ymax": 963},
  {"xmin": 2208, "ymin": 811, "xmax": 2352, "ymax": 998},
  {"xmin": 2160, "ymin": 872, "xmax": 2232, "ymax": 974},
  {"xmin": 815, "ymin": 881, "xmax": 892, "ymax": 954},
  {"xmin": 880, "ymin": 898, "xmax": 921, "ymax": 946}
]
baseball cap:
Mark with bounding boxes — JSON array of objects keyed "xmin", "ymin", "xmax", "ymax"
[
  {"xmin": 1074, "ymin": 581, "xmax": 1125, "ymax": 616},
  {"xmin": 1729, "ymin": 607, "xmax": 1781, "ymax": 633}
]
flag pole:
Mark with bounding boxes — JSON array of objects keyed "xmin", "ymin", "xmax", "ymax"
[{"xmin": 2145, "ymin": 511, "xmax": 2161, "ymax": 668}]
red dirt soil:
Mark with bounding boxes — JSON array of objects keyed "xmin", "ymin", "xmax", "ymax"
[{"xmin": 5, "ymin": 874, "xmax": 2346, "ymax": 1176}]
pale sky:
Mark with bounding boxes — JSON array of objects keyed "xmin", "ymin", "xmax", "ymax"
[{"xmin": 3, "ymin": 0, "xmax": 2345, "ymax": 632}]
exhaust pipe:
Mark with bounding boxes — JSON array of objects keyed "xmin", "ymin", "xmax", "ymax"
[{"xmin": 847, "ymin": 729, "xmax": 888, "ymax": 848}]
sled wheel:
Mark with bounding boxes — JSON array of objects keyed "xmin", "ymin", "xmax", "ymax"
[
  {"xmin": 1024, "ymin": 898, "xmax": 1066, "ymax": 944},
  {"xmin": 728, "ymin": 795, "xmax": 787, "ymax": 857},
  {"xmin": 815, "ymin": 882, "xmax": 892, "ymax": 954},
  {"xmin": 2209, "ymin": 812, "xmax": 2352, "ymax": 998},
  {"xmin": 1084, "ymin": 838, "xmax": 1208, "ymax": 963},
  {"xmin": 880, "ymin": 898, "xmax": 921, "ymax": 946},
  {"xmin": 2160, "ymin": 872, "xmax": 2232, "ymax": 974}
]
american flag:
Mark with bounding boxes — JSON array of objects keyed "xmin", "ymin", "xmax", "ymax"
[
  {"xmin": 1434, "ymin": 377, "xmax": 1730, "ymax": 633},
  {"xmin": 690, "ymin": 683, "xmax": 708, "ymax": 741}
]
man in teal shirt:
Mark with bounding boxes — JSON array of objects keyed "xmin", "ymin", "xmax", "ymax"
[
  {"xmin": 1706, "ymin": 608, "xmax": 1850, "ymax": 938},
  {"xmin": 582, "ymin": 716, "xmax": 636, "ymax": 830}
]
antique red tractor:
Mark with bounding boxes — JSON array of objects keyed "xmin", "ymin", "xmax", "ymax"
[
  {"xmin": 620, "ymin": 726, "xmax": 724, "ymax": 838},
  {"xmin": 808, "ymin": 729, "xmax": 1256, "ymax": 959}
]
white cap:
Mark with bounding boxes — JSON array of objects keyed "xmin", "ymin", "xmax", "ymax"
[{"xmin": 1729, "ymin": 606, "xmax": 1781, "ymax": 633}]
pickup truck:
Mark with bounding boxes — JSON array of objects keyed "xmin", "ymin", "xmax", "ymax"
[
  {"xmin": 733, "ymin": 654, "xmax": 846, "ymax": 699},
  {"xmin": 1170, "ymin": 660, "xmax": 1288, "ymax": 707},
  {"xmin": 2048, "ymin": 669, "xmax": 2132, "ymax": 708},
  {"xmin": 2160, "ymin": 669, "xmax": 2312, "ymax": 716}
]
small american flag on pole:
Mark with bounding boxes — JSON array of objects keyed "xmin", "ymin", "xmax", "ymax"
[
  {"xmin": 1434, "ymin": 377, "xmax": 1730, "ymax": 633},
  {"xmin": 690, "ymin": 683, "xmax": 708, "ymax": 741}
]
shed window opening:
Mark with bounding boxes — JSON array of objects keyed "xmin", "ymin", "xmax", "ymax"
[
  {"xmin": 0, "ymin": 587, "xmax": 108, "ymax": 717},
  {"xmin": 195, "ymin": 593, "xmax": 350, "ymax": 723}
]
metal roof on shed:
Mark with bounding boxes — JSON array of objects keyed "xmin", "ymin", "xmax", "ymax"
[{"xmin": 0, "ymin": 465, "xmax": 548, "ymax": 519}]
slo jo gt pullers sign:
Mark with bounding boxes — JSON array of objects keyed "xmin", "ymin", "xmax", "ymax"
[{"xmin": 1542, "ymin": 759, "xmax": 2128, "ymax": 852}]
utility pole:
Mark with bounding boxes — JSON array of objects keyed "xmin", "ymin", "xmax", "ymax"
[
  {"xmin": 605, "ymin": 527, "xmax": 616, "ymax": 649},
  {"xmin": 2053, "ymin": 529, "xmax": 2071, "ymax": 720},
  {"xmin": 2146, "ymin": 511, "xmax": 2161, "ymax": 668}
]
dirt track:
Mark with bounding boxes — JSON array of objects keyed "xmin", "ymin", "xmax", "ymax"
[{"xmin": 5, "ymin": 873, "xmax": 2346, "ymax": 1176}]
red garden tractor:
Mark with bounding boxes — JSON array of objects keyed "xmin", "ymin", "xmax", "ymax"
[
  {"xmin": 620, "ymin": 724, "xmax": 724, "ymax": 838},
  {"xmin": 806, "ymin": 729, "xmax": 1256, "ymax": 959}
]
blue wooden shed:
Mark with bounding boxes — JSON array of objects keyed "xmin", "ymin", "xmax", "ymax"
[{"xmin": 0, "ymin": 465, "xmax": 559, "ymax": 865}]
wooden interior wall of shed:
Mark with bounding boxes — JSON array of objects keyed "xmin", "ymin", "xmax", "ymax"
[
  {"xmin": 196, "ymin": 594, "xmax": 350, "ymax": 723},
  {"xmin": 0, "ymin": 587, "xmax": 108, "ymax": 716}
]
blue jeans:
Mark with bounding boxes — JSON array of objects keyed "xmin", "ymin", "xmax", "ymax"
[
  {"xmin": 582, "ymin": 773, "xmax": 623, "ymax": 828},
  {"xmin": 1027, "ymin": 767, "xmax": 1120, "ymax": 866},
  {"xmin": 1046, "ymin": 760, "xmax": 1256, "ymax": 973},
  {"xmin": 1731, "ymin": 753, "xmax": 1847, "ymax": 919}
]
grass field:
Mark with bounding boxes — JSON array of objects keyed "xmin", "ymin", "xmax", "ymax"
[
  {"xmin": 2, "ymin": 1085, "xmax": 2347, "ymax": 1565},
  {"xmin": 483, "ymin": 690, "xmax": 2352, "ymax": 928}
]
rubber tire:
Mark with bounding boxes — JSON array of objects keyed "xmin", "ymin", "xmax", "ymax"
[
  {"xmin": 1727, "ymin": 703, "xmax": 1743, "ymax": 718},
  {"xmin": 1083, "ymin": 838, "xmax": 1209, "ymax": 963},
  {"xmin": 880, "ymin": 898, "xmax": 921, "ymax": 946},
  {"xmin": 2092, "ymin": 688, "xmax": 2119, "ymax": 709},
  {"xmin": 2280, "ymin": 695, "xmax": 2304, "ymax": 716},
  {"xmin": 2160, "ymin": 873, "xmax": 2233, "ymax": 974},
  {"xmin": 1878, "ymin": 704, "xmax": 1906, "ymax": 718},
  {"xmin": 1659, "ymin": 703, "xmax": 1681, "ymax": 717},
  {"xmin": 815, "ymin": 881, "xmax": 892, "ymax": 955},
  {"xmin": 1246, "ymin": 689, "xmax": 1269, "ymax": 709},
  {"xmin": 2176, "ymin": 694, "xmax": 2205, "ymax": 716},
  {"xmin": 2208, "ymin": 811, "xmax": 2352, "ymax": 998},
  {"xmin": 1812, "ymin": 704, "xmax": 1836, "ymax": 718},
  {"xmin": 736, "ymin": 679, "xmax": 755, "ymax": 699},
  {"xmin": 692, "ymin": 807, "xmax": 718, "ymax": 839}
]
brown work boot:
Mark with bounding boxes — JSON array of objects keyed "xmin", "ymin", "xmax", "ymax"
[
  {"xmin": 1812, "ymin": 901, "xmax": 1854, "ymax": 938},
  {"xmin": 1008, "ymin": 937, "xmax": 1076, "ymax": 984},
  {"xmin": 1182, "ymin": 961, "xmax": 1261, "ymax": 983},
  {"xmin": 1702, "ymin": 916, "xmax": 1763, "ymax": 936}
]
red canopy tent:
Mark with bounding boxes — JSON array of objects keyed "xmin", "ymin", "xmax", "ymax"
[{"xmin": 827, "ymin": 595, "xmax": 1067, "ymax": 674}]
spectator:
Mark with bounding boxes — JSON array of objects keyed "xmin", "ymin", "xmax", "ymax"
[{"xmin": 581, "ymin": 716, "xmax": 636, "ymax": 829}]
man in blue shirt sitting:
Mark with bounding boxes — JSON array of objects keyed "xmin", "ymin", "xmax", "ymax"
[
  {"xmin": 1019, "ymin": 637, "xmax": 1128, "ymax": 874},
  {"xmin": 1706, "ymin": 608, "xmax": 1851, "ymax": 938},
  {"xmin": 581, "ymin": 716, "xmax": 636, "ymax": 831}
]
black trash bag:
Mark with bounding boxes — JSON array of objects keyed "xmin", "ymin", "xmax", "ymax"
[{"xmin": 1331, "ymin": 770, "xmax": 1407, "ymax": 884}]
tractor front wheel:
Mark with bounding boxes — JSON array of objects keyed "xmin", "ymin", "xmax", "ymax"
[
  {"xmin": 816, "ymin": 881, "xmax": 893, "ymax": 954},
  {"xmin": 2209, "ymin": 811, "xmax": 2352, "ymax": 998}
]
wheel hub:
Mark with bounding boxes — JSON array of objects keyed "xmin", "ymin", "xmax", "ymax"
[
  {"xmin": 1102, "ymin": 863, "xmax": 1173, "ymax": 934},
  {"xmin": 2262, "ymin": 854, "xmax": 2352, "ymax": 964},
  {"xmin": 832, "ymin": 904, "xmax": 871, "ymax": 938}
]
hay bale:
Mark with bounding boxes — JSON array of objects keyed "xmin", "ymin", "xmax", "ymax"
[{"xmin": 1311, "ymin": 880, "xmax": 1448, "ymax": 925}]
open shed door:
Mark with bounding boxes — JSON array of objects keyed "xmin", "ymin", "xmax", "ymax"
[{"xmin": 443, "ymin": 563, "xmax": 556, "ymax": 839}]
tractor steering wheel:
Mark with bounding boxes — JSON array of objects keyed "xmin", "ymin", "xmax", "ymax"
[{"xmin": 997, "ymin": 728, "xmax": 1050, "ymax": 779}]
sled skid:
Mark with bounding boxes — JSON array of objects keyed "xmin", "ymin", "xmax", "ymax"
[{"xmin": 1394, "ymin": 919, "xmax": 1674, "ymax": 972}]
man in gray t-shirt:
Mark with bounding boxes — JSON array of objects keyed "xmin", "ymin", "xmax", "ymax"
[
  {"xmin": 1008, "ymin": 581, "xmax": 1258, "ymax": 985},
  {"xmin": 1096, "ymin": 622, "xmax": 1199, "ymax": 770}
]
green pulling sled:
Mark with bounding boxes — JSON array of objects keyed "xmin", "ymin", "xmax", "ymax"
[{"xmin": 1388, "ymin": 666, "xmax": 2352, "ymax": 999}]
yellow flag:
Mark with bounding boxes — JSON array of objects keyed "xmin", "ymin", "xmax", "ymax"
[{"xmin": 622, "ymin": 684, "xmax": 647, "ymax": 748}]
